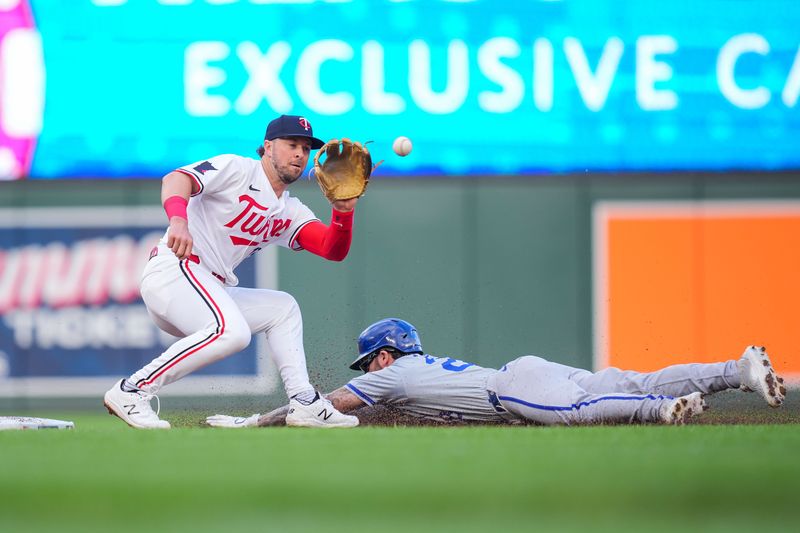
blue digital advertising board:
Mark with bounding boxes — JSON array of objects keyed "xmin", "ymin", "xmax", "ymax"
[{"xmin": 0, "ymin": 0, "xmax": 798, "ymax": 179}]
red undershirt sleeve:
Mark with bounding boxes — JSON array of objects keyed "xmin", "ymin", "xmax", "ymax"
[{"xmin": 295, "ymin": 209, "xmax": 354, "ymax": 261}]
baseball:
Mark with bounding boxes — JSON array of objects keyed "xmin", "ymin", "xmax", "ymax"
[{"xmin": 392, "ymin": 136, "xmax": 412, "ymax": 157}]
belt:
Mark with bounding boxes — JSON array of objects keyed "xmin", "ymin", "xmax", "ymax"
[
  {"xmin": 487, "ymin": 389, "xmax": 523, "ymax": 424},
  {"xmin": 149, "ymin": 246, "xmax": 226, "ymax": 283},
  {"xmin": 188, "ymin": 254, "xmax": 226, "ymax": 283}
]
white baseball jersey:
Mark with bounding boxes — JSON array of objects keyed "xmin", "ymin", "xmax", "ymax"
[
  {"xmin": 171, "ymin": 154, "xmax": 318, "ymax": 286},
  {"xmin": 345, "ymin": 354, "xmax": 504, "ymax": 423}
]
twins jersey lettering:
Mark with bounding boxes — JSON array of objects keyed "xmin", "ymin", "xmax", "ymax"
[
  {"xmin": 172, "ymin": 154, "xmax": 318, "ymax": 286},
  {"xmin": 346, "ymin": 354, "xmax": 502, "ymax": 423}
]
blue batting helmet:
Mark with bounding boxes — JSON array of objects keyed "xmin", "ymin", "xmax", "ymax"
[{"xmin": 349, "ymin": 318, "xmax": 423, "ymax": 371}]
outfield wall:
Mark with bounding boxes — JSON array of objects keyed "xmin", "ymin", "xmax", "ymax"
[{"xmin": 1, "ymin": 173, "xmax": 798, "ymax": 400}]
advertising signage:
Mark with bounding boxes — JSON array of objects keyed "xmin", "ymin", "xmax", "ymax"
[
  {"xmin": 1, "ymin": 0, "xmax": 798, "ymax": 179},
  {"xmin": 0, "ymin": 206, "xmax": 277, "ymax": 397}
]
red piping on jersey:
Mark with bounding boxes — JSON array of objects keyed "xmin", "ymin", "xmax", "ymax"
[
  {"xmin": 295, "ymin": 208, "xmax": 354, "ymax": 261},
  {"xmin": 138, "ymin": 258, "xmax": 226, "ymax": 387},
  {"xmin": 175, "ymin": 168, "xmax": 203, "ymax": 196}
]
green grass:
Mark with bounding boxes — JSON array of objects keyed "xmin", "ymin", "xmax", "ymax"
[{"xmin": 2, "ymin": 411, "xmax": 799, "ymax": 532}]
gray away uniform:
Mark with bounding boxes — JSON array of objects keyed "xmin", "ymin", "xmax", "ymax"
[{"xmin": 345, "ymin": 354, "xmax": 742, "ymax": 425}]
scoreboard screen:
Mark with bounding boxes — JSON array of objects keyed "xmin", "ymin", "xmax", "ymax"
[{"xmin": 1, "ymin": 0, "xmax": 798, "ymax": 179}]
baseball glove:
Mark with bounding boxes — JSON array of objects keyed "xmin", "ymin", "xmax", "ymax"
[{"xmin": 313, "ymin": 138, "xmax": 373, "ymax": 202}]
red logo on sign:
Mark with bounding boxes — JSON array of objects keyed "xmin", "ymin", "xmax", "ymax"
[{"xmin": 298, "ymin": 117, "xmax": 311, "ymax": 131}]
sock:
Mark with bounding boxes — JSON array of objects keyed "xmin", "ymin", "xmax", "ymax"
[{"xmin": 292, "ymin": 390, "xmax": 319, "ymax": 405}]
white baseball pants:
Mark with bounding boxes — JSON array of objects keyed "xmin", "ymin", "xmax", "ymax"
[
  {"xmin": 131, "ymin": 245, "xmax": 313, "ymax": 397},
  {"xmin": 490, "ymin": 355, "xmax": 741, "ymax": 425}
]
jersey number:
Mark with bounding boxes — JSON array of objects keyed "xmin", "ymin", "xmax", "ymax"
[{"xmin": 425, "ymin": 355, "xmax": 475, "ymax": 372}]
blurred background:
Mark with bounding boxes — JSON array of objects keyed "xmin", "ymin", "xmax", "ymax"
[{"xmin": 1, "ymin": 0, "xmax": 798, "ymax": 411}]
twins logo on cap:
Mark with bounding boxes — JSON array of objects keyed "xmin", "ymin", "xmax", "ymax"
[{"xmin": 265, "ymin": 114, "xmax": 324, "ymax": 149}]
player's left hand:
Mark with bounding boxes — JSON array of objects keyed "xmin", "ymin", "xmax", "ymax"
[
  {"xmin": 332, "ymin": 197, "xmax": 358, "ymax": 212},
  {"xmin": 205, "ymin": 414, "xmax": 260, "ymax": 428},
  {"xmin": 313, "ymin": 138, "xmax": 374, "ymax": 203}
]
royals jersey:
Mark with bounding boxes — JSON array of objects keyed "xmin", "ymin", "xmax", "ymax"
[
  {"xmin": 169, "ymin": 154, "xmax": 318, "ymax": 286},
  {"xmin": 345, "ymin": 354, "xmax": 504, "ymax": 423}
]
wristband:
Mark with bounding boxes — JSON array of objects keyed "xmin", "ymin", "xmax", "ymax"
[{"xmin": 164, "ymin": 196, "xmax": 188, "ymax": 220}]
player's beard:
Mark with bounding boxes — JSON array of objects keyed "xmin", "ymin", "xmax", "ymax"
[
  {"xmin": 270, "ymin": 157, "xmax": 303, "ymax": 185},
  {"xmin": 278, "ymin": 171, "xmax": 301, "ymax": 185}
]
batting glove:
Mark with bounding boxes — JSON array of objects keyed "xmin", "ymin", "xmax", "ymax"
[{"xmin": 205, "ymin": 414, "xmax": 260, "ymax": 428}]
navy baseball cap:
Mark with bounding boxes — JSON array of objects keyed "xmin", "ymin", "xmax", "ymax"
[{"xmin": 264, "ymin": 115, "xmax": 324, "ymax": 149}]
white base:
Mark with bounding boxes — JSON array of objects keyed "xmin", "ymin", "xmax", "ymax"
[{"xmin": 0, "ymin": 416, "xmax": 75, "ymax": 430}]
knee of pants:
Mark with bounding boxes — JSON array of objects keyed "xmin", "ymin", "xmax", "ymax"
[
  {"xmin": 218, "ymin": 320, "xmax": 252, "ymax": 355},
  {"xmin": 274, "ymin": 291, "xmax": 301, "ymax": 321},
  {"xmin": 504, "ymin": 404, "xmax": 573, "ymax": 426}
]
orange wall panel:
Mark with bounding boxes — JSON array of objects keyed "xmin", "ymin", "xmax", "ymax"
[{"xmin": 595, "ymin": 202, "xmax": 800, "ymax": 381}]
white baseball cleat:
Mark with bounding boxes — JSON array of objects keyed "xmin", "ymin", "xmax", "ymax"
[
  {"xmin": 285, "ymin": 395, "xmax": 359, "ymax": 428},
  {"xmin": 660, "ymin": 392, "xmax": 707, "ymax": 425},
  {"xmin": 205, "ymin": 414, "xmax": 260, "ymax": 428},
  {"xmin": 103, "ymin": 379, "xmax": 171, "ymax": 429},
  {"xmin": 737, "ymin": 346, "xmax": 785, "ymax": 407}
]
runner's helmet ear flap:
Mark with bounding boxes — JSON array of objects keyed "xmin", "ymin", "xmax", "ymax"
[{"xmin": 349, "ymin": 318, "xmax": 423, "ymax": 371}]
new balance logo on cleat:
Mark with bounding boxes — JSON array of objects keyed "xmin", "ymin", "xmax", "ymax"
[
  {"xmin": 103, "ymin": 379, "xmax": 171, "ymax": 430},
  {"xmin": 285, "ymin": 396, "xmax": 359, "ymax": 428}
]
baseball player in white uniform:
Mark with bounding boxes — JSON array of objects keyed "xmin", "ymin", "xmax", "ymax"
[
  {"xmin": 104, "ymin": 115, "xmax": 361, "ymax": 429},
  {"xmin": 206, "ymin": 318, "xmax": 787, "ymax": 428}
]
